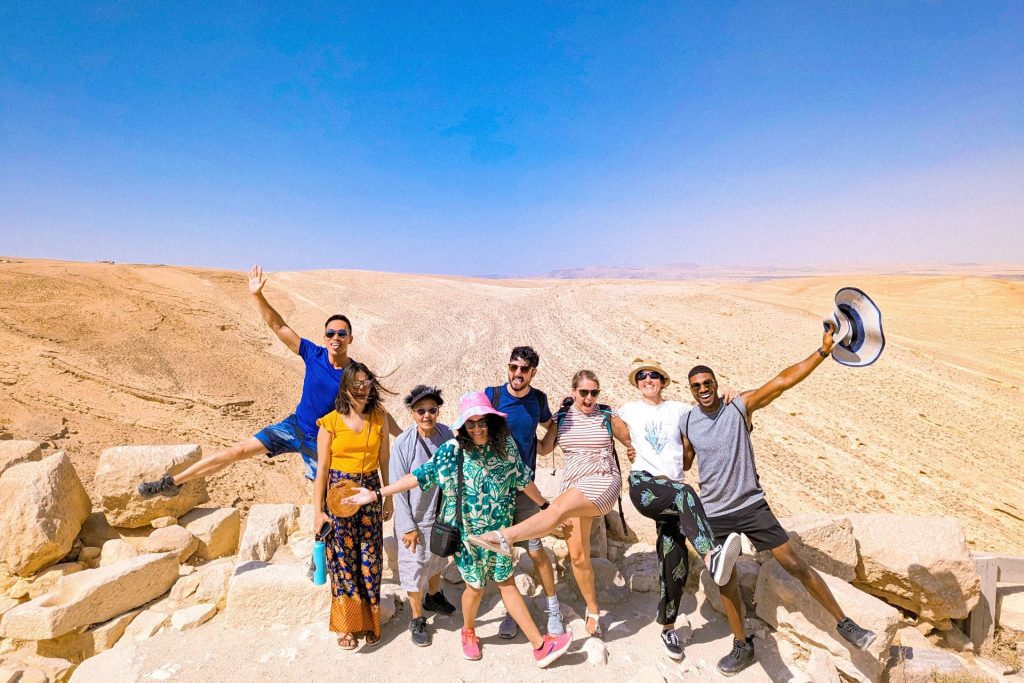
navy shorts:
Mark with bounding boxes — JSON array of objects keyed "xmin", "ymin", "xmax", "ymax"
[
  {"xmin": 253, "ymin": 414, "xmax": 317, "ymax": 480},
  {"xmin": 707, "ymin": 498, "xmax": 790, "ymax": 552}
]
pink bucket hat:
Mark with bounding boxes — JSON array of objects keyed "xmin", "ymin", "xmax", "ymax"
[{"xmin": 451, "ymin": 390, "xmax": 507, "ymax": 429}]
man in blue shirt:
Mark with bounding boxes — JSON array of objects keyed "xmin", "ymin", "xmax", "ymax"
[
  {"xmin": 484, "ymin": 346, "xmax": 563, "ymax": 638},
  {"xmin": 138, "ymin": 264, "xmax": 363, "ymax": 496}
]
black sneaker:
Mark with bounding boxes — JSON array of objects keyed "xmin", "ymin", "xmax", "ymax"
[
  {"xmin": 707, "ymin": 532, "xmax": 742, "ymax": 586},
  {"xmin": 137, "ymin": 474, "xmax": 181, "ymax": 499},
  {"xmin": 660, "ymin": 629, "xmax": 683, "ymax": 661},
  {"xmin": 837, "ymin": 617, "xmax": 876, "ymax": 650},
  {"xmin": 423, "ymin": 590, "xmax": 456, "ymax": 615},
  {"xmin": 409, "ymin": 616, "xmax": 431, "ymax": 647},
  {"xmin": 717, "ymin": 636, "xmax": 755, "ymax": 676}
]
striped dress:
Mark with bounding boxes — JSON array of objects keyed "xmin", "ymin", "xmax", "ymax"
[{"xmin": 557, "ymin": 406, "xmax": 621, "ymax": 515}]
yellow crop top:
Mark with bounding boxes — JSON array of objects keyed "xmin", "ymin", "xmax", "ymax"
[{"xmin": 316, "ymin": 409, "xmax": 384, "ymax": 474}]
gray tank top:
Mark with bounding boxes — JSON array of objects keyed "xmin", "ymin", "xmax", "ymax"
[{"xmin": 681, "ymin": 396, "xmax": 764, "ymax": 517}]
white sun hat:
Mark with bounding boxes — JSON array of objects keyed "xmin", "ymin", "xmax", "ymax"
[{"xmin": 822, "ymin": 287, "xmax": 885, "ymax": 367}]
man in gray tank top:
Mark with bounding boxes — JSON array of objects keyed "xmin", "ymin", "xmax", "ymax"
[{"xmin": 681, "ymin": 327, "xmax": 877, "ymax": 677}]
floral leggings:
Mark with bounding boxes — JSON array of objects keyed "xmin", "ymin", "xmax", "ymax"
[{"xmin": 628, "ymin": 470, "xmax": 716, "ymax": 625}]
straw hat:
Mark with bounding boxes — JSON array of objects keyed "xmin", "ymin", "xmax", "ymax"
[
  {"xmin": 451, "ymin": 391, "xmax": 507, "ymax": 429},
  {"xmin": 822, "ymin": 287, "xmax": 885, "ymax": 367},
  {"xmin": 628, "ymin": 358, "xmax": 672, "ymax": 386}
]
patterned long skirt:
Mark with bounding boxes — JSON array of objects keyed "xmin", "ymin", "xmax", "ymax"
[{"xmin": 326, "ymin": 469, "xmax": 383, "ymax": 638}]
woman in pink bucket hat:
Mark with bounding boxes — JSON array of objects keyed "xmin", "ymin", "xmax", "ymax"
[{"xmin": 341, "ymin": 390, "xmax": 573, "ymax": 668}]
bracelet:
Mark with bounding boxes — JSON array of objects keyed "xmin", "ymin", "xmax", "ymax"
[
  {"xmin": 375, "ymin": 490, "xmax": 383, "ymax": 504},
  {"xmin": 539, "ymin": 501, "xmax": 550, "ymax": 511},
  {"xmin": 817, "ymin": 348, "xmax": 829, "ymax": 358}
]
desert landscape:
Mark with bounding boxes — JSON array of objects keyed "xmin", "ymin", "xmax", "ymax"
[{"xmin": 1, "ymin": 257, "xmax": 1021, "ymax": 554}]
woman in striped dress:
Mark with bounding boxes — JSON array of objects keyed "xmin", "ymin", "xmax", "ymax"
[{"xmin": 468, "ymin": 370, "xmax": 632, "ymax": 637}]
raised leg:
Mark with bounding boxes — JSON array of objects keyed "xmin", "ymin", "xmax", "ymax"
[{"xmin": 171, "ymin": 436, "xmax": 267, "ymax": 485}]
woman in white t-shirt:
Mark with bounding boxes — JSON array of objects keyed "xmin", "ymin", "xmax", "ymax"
[{"xmin": 618, "ymin": 359, "xmax": 741, "ymax": 662}]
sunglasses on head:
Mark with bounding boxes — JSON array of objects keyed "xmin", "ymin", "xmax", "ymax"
[
  {"xmin": 508, "ymin": 363, "xmax": 533, "ymax": 374},
  {"xmin": 690, "ymin": 379, "xmax": 715, "ymax": 390},
  {"xmin": 636, "ymin": 370, "xmax": 664, "ymax": 382},
  {"xmin": 414, "ymin": 406, "xmax": 438, "ymax": 416},
  {"xmin": 465, "ymin": 417, "xmax": 488, "ymax": 430},
  {"xmin": 324, "ymin": 329, "xmax": 350, "ymax": 339},
  {"xmin": 577, "ymin": 388, "xmax": 600, "ymax": 398}
]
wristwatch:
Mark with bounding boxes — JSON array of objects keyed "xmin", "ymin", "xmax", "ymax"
[
  {"xmin": 539, "ymin": 501, "xmax": 550, "ymax": 511},
  {"xmin": 375, "ymin": 490, "xmax": 384, "ymax": 504},
  {"xmin": 817, "ymin": 347, "xmax": 830, "ymax": 358}
]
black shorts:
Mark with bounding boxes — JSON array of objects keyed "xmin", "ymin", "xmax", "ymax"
[{"xmin": 707, "ymin": 498, "xmax": 790, "ymax": 552}]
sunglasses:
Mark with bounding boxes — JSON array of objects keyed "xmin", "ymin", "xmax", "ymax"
[
  {"xmin": 690, "ymin": 379, "xmax": 715, "ymax": 390},
  {"xmin": 351, "ymin": 379, "xmax": 372, "ymax": 389},
  {"xmin": 324, "ymin": 329, "xmax": 350, "ymax": 339},
  {"xmin": 577, "ymin": 389, "xmax": 600, "ymax": 398},
  {"xmin": 414, "ymin": 407, "xmax": 439, "ymax": 416},
  {"xmin": 508, "ymin": 363, "xmax": 533, "ymax": 374},
  {"xmin": 465, "ymin": 417, "xmax": 488, "ymax": 430},
  {"xmin": 636, "ymin": 370, "xmax": 664, "ymax": 382}
]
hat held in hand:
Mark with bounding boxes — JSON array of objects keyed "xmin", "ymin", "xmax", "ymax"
[{"xmin": 823, "ymin": 287, "xmax": 885, "ymax": 367}]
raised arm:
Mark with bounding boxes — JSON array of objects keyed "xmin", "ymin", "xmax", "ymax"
[
  {"xmin": 742, "ymin": 326, "xmax": 836, "ymax": 414},
  {"xmin": 248, "ymin": 264, "xmax": 301, "ymax": 354}
]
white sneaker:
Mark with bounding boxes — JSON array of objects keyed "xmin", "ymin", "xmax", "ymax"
[{"xmin": 707, "ymin": 532, "xmax": 742, "ymax": 586}]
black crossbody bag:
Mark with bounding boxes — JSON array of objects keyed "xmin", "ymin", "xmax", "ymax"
[{"xmin": 420, "ymin": 434, "xmax": 464, "ymax": 558}]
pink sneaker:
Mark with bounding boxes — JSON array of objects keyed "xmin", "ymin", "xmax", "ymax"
[
  {"xmin": 533, "ymin": 631, "xmax": 572, "ymax": 668},
  {"xmin": 461, "ymin": 627, "xmax": 482, "ymax": 661}
]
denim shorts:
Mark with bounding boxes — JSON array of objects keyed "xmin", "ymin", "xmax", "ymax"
[{"xmin": 253, "ymin": 414, "xmax": 317, "ymax": 480}]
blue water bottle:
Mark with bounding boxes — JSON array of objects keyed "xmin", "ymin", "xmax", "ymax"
[{"xmin": 313, "ymin": 540, "xmax": 327, "ymax": 585}]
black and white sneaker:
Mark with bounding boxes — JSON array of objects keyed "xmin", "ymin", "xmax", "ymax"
[
  {"xmin": 409, "ymin": 616, "xmax": 431, "ymax": 647},
  {"xmin": 707, "ymin": 532, "xmax": 742, "ymax": 586},
  {"xmin": 837, "ymin": 617, "xmax": 876, "ymax": 650},
  {"xmin": 660, "ymin": 629, "xmax": 684, "ymax": 660},
  {"xmin": 137, "ymin": 474, "xmax": 181, "ymax": 499},
  {"xmin": 717, "ymin": 636, "xmax": 755, "ymax": 676}
]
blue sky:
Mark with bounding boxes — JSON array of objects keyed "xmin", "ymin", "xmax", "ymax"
[{"xmin": 1, "ymin": 2, "xmax": 1022, "ymax": 276}]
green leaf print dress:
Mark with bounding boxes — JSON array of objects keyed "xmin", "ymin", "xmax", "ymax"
[{"xmin": 413, "ymin": 435, "xmax": 531, "ymax": 589}]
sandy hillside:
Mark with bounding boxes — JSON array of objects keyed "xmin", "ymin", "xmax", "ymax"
[{"xmin": 1, "ymin": 257, "xmax": 1022, "ymax": 555}]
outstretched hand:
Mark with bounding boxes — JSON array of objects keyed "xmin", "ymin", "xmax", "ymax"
[
  {"xmin": 821, "ymin": 322, "xmax": 837, "ymax": 354},
  {"xmin": 340, "ymin": 487, "xmax": 375, "ymax": 506},
  {"xmin": 248, "ymin": 264, "xmax": 266, "ymax": 295}
]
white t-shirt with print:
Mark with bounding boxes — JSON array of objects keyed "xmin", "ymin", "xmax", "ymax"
[{"xmin": 617, "ymin": 399, "xmax": 689, "ymax": 481}]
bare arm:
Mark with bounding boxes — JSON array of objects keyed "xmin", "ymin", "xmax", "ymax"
[
  {"xmin": 387, "ymin": 412, "xmax": 402, "ymax": 437},
  {"xmin": 248, "ymin": 264, "xmax": 301, "ymax": 355},
  {"xmin": 340, "ymin": 473, "xmax": 420, "ymax": 506},
  {"xmin": 522, "ymin": 481, "xmax": 546, "ymax": 507},
  {"xmin": 377, "ymin": 415, "xmax": 393, "ymax": 520},
  {"xmin": 682, "ymin": 434, "xmax": 695, "ymax": 471},
  {"xmin": 537, "ymin": 420, "xmax": 557, "ymax": 456},
  {"xmin": 611, "ymin": 415, "xmax": 636, "ymax": 463},
  {"xmin": 742, "ymin": 327, "xmax": 836, "ymax": 414},
  {"xmin": 312, "ymin": 426, "xmax": 332, "ymax": 529}
]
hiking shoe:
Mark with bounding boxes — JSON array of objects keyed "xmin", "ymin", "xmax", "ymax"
[
  {"xmin": 498, "ymin": 611, "xmax": 518, "ymax": 639},
  {"xmin": 837, "ymin": 617, "xmax": 877, "ymax": 650},
  {"xmin": 533, "ymin": 632, "xmax": 572, "ymax": 668},
  {"xmin": 409, "ymin": 616, "xmax": 431, "ymax": 647},
  {"xmin": 717, "ymin": 636, "xmax": 755, "ymax": 676},
  {"xmin": 136, "ymin": 474, "xmax": 181, "ymax": 499},
  {"xmin": 546, "ymin": 607, "xmax": 564, "ymax": 636},
  {"xmin": 708, "ymin": 532, "xmax": 742, "ymax": 586},
  {"xmin": 423, "ymin": 590, "xmax": 456, "ymax": 615},
  {"xmin": 461, "ymin": 627, "xmax": 481, "ymax": 660},
  {"xmin": 661, "ymin": 629, "xmax": 684, "ymax": 660}
]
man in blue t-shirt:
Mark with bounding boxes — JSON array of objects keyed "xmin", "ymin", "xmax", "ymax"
[
  {"xmin": 138, "ymin": 264, "xmax": 361, "ymax": 497},
  {"xmin": 483, "ymin": 346, "xmax": 563, "ymax": 639}
]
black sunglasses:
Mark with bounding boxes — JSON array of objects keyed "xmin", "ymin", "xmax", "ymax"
[
  {"xmin": 690, "ymin": 379, "xmax": 715, "ymax": 390},
  {"xmin": 324, "ymin": 329, "xmax": 350, "ymax": 339},
  {"xmin": 636, "ymin": 370, "xmax": 664, "ymax": 382},
  {"xmin": 414, "ymin": 407, "xmax": 439, "ymax": 416},
  {"xmin": 508, "ymin": 363, "xmax": 533, "ymax": 374},
  {"xmin": 577, "ymin": 389, "xmax": 600, "ymax": 398}
]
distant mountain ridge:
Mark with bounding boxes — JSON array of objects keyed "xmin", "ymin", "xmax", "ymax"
[{"xmin": 547, "ymin": 262, "xmax": 1024, "ymax": 280}]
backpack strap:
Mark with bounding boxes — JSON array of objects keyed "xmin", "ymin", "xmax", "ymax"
[
  {"xmin": 731, "ymin": 401, "xmax": 753, "ymax": 433},
  {"xmin": 597, "ymin": 405, "xmax": 629, "ymax": 534},
  {"xmin": 487, "ymin": 386, "xmax": 502, "ymax": 410}
]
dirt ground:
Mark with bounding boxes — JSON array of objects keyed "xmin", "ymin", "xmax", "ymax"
[{"xmin": 1, "ymin": 257, "xmax": 1022, "ymax": 554}]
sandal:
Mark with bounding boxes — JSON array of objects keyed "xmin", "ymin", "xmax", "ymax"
[
  {"xmin": 585, "ymin": 610, "xmax": 604, "ymax": 638},
  {"xmin": 467, "ymin": 529, "xmax": 516, "ymax": 558},
  {"xmin": 337, "ymin": 633, "xmax": 357, "ymax": 650},
  {"xmin": 363, "ymin": 631, "xmax": 381, "ymax": 647}
]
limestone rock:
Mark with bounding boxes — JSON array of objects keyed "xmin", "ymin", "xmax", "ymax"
[
  {"xmin": 23, "ymin": 563, "xmax": 85, "ymax": 600},
  {"xmin": 700, "ymin": 554, "xmax": 759, "ymax": 615},
  {"xmin": 0, "ymin": 452, "xmax": 91, "ymax": 577},
  {"xmin": 77, "ymin": 548, "xmax": 100, "ymax": 568},
  {"xmin": 379, "ymin": 586, "xmax": 399, "ymax": 627},
  {"xmin": 0, "ymin": 440, "xmax": 42, "ymax": 477},
  {"xmin": 382, "ymin": 534, "xmax": 398, "ymax": 582},
  {"xmin": 806, "ymin": 649, "xmax": 841, "ymax": 683},
  {"xmin": 848, "ymin": 514, "xmax": 980, "ymax": 622},
  {"xmin": 622, "ymin": 543, "xmax": 659, "ymax": 593},
  {"xmin": 237, "ymin": 504, "xmax": 297, "ymax": 562},
  {"xmin": 93, "ymin": 444, "xmax": 209, "ymax": 529},
  {"xmin": 75, "ymin": 513, "xmax": 119, "ymax": 550},
  {"xmin": 755, "ymin": 558, "xmax": 901, "ymax": 683},
  {"xmin": 34, "ymin": 610, "xmax": 138, "ymax": 663},
  {"xmin": 515, "ymin": 572, "xmax": 537, "ymax": 597},
  {"xmin": 618, "ymin": 494, "xmax": 657, "ymax": 545},
  {"xmin": 591, "ymin": 558, "xmax": 627, "ymax": 605},
  {"xmin": 0, "ymin": 552, "xmax": 179, "ymax": 640},
  {"xmin": 771, "ymin": 513, "xmax": 859, "ymax": 582},
  {"xmin": 143, "ymin": 525, "xmax": 199, "ymax": 562},
  {"xmin": 193, "ymin": 560, "xmax": 233, "ymax": 609},
  {"xmin": 885, "ymin": 646, "xmax": 975, "ymax": 683},
  {"xmin": 149, "ymin": 516, "xmax": 177, "ymax": 529},
  {"xmin": 168, "ymin": 572, "xmax": 202, "ymax": 601},
  {"xmin": 98, "ymin": 540, "xmax": 138, "ymax": 567},
  {"xmin": 223, "ymin": 561, "xmax": 330, "ymax": 627},
  {"xmin": 121, "ymin": 609, "xmax": 167, "ymax": 641},
  {"xmin": 4, "ymin": 655, "xmax": 73, "ymax": 683},
  {"xmin": 178, "ymin": 507, "xmax": 240, "ymax": 561},
  {"xmin": 0, "ymin": 596, "xmax": 22, "ymax": 617},
  {"xmin": 604, "ymin": 508, "xmax": 637, "ymax": 543},
  {"xmin": 583, "ymin": 637, "xmax": 608, "ymax": 665},
  {"xmin": 589, "ymin": 516, "xmax": 608, "ymax": 559},
  {"xmin": 170, "ymin": 603, "xmax": 216, "ymax": 631}
]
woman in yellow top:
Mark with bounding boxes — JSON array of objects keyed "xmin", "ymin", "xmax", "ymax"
[{"xmin": 313, "ymin": 362, "xmax": 395, "ymax": 650}]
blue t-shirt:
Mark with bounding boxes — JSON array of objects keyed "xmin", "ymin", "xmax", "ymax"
[
  {"xmin": 484, "ymin": 384, "xmax": 552, "ymax": 475},
  {"xmin": 294, "ymin": 338, "xmax": 349, "ymax": 438}
]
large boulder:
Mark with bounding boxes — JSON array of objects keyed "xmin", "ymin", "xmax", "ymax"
[
  {"xmin": 0, "ymin": 552, "xmax": 179, "ymax": 640},
  {"xmin": 0, "ymin": 452, "xmax": 91, "ymax": 576},
  {"xmin": 755, "ymin": 558, "xmax": 901, "ymax": 682},
  {"xmin": 884, "ymin": 646, "xmax": 978, "ymax": 683},
  {"xmin": 143, "ymin": 525, "xmax": 199, "ymax": 562},
  {"xmin": 33, "ymin": 610, "xmax": 139, "ymax": 664},
  {"xmin": 76, "ymin": 513, "xmax": 120, "ymax": 549},
  {"xmin": 771, "ymin": 513, "xmax": 859, "ymax": 582},
  {"xmin": 93, "ymin": 445, "xmax": 209, "ymax": 528},
  {"xmin": 179, "ymin": 507, "xmax": 240, "ymax": 560},
  {"xmin": 848, "ymin": 514, "xmax": 980, "ymax": 623},
  {"xmin": 98, "ymin": 539, "xmax": 138, "ymax": 567},
  {"xmin": 222, "ymin": 561, "xmax": 330, "ymax": 627},
  {"xmin": 237, "ymin": 504, "xmax": 298, "ymax": 562},
  {"xmin": 0, "ymin": 440, "xmax": 42, "ymax": 476}
]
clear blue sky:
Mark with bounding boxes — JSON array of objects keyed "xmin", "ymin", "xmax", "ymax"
[{"xmin": 1, "ymin": 2, "xmax": 1022, "ymax": 276}]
